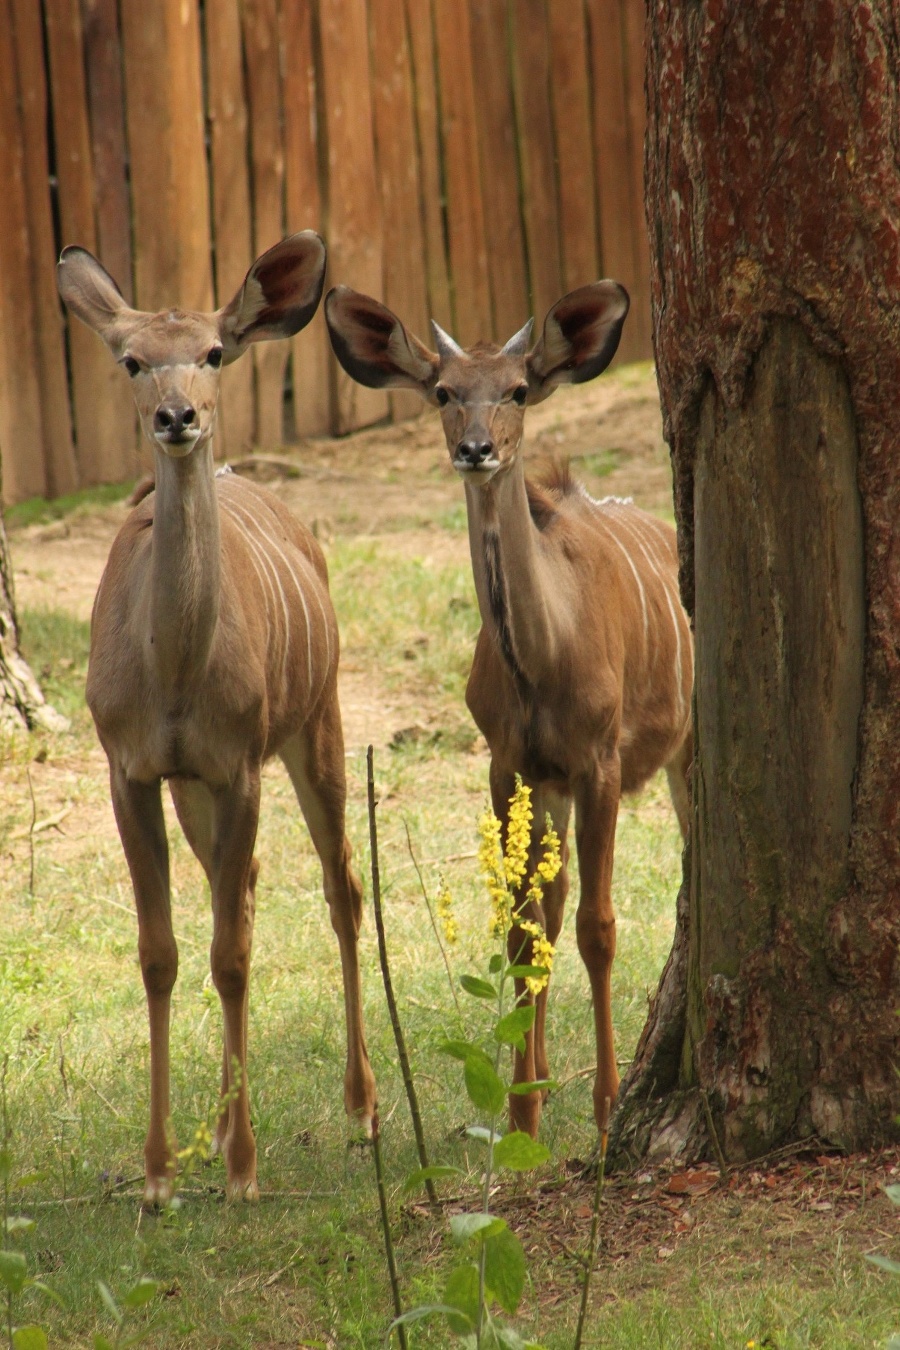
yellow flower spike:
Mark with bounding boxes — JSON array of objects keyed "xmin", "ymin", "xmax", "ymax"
[
  {"xmin": 514, "ymin": 918, "xmax": 555, "ymax": 995},
  {"xmin": 504, "ymin": 778, "xmax": 532, "ymax": 891},
  {"xmin": 478, "ymin": 807, "xmax": 511, "ymax": 936},
  {"xmin": 436, "ymin": 878, "xmax": 459, "ymax": 946}
]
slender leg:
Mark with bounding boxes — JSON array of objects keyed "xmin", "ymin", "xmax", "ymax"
[
  {"xmin": 573, "ymin": 754, "xmax": 622, "ymax": 1129},
  {"xmin": 530, "ymin": 789, "xmax": 571, "ymax": 1088},
  {"xmin": 665, "ymin": 729, "xmax": 693, "ymax": 842},
  {"xmin": 280, "ymin": 696, "xmax": 377, "ymax": 1135},
  {"xmin": 169, "ymin": 779, "xmax": 259, "ymax": 1159},
  {"xmin": 492, "ymin": 762, "xmax": 572, "ymax": 1137},
  {"xmin": 206, "ymin": 767, "xmax": 262, "ymax": 1200},
  {"xmin": 109, "ymin": 766, "xmax": 177, "ymax": 1205}
]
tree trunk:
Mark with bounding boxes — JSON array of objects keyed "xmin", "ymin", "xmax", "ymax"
[
  {"xmin": 612, "ymin": 1, "xmax": 900, "ymax": 1164},
  {"xmin": 0, "ymin": 499, "xmax": 68, "ymax": 734}
]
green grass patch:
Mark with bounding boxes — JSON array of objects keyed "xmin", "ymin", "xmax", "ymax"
[
  {"xmin": 1, "ymin": 537, "xmax": 896, "ymax": 1348},
  {"xmin": 5, "ymin": 481, "xmax": 137, "ymax": 530}
]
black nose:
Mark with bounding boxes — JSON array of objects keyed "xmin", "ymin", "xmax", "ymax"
[
  {"xmin": 457, "ymin": 439, "xmax": 493, "ymax": 467},
  {"xmin": 154, "ymin": 404, "xmax": 196, "ymax": 438}
]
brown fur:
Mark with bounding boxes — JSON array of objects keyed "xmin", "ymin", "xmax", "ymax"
[
  {"xmin": 326, "ymin": 281, "xmax": 694, "ymax": 1139},
  {"xmin": 58, "ymin": 237, "xmax": 375, "ymax": 1204}
]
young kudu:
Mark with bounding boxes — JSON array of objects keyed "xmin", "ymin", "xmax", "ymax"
[
  {"xmin": 57, "ymin": 235, "xmax": 376, "ymax": 1202},
  {"xmin": 326, "ymin": 282, "xmax": 693, "ymax": 1137}
]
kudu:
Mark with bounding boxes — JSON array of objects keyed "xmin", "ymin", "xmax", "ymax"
[
  {"xmin": 326, "ymin": 282, "xmax": 693, "ymax": 1136},
  {"xmin": 57, "ymin": 235, "xmax": 376, "ymax": 1202}
]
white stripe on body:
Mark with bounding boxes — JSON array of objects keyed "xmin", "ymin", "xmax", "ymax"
[
  {"xmin": 224, "ymin": 496, "xmax": 324, "ymax": 702},
  {"xmin": 594, "ymin": 502, "xmax": 690, "ymax": 727},
  {"xmin": 221, "ymin": 500, "xmax": 291, "ymax": 692}
]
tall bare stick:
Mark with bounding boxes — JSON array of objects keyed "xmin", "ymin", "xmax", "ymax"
[
  {"xmin": 574, "ymin": 1096, "xmax": 610, "ymax": 1349},
  {"xmin": 371, "ymin": 1116, "xmax": 408, "ymax": 1350},
  {"xmin": 366, "ymin": 746, "xmax": 438, "ymax": 1209}
]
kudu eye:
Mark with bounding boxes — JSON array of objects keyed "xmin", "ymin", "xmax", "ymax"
[
  {"xmin": 123, "ymin": 356, "xmax": 141, "ymax": 378},
  {"xmin": 206, "ymin": 347, "xmax": 224, "ymax": 369},
  {"xmin": 512, "ymin": 384, "xmax": 528, "ymax": 406},
  {"xmin": 435, "ymin": 386, "xmax": 450, "ymax": 407}
]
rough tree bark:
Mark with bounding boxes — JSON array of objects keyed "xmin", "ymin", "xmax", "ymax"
[
  {"xmin": 611, "ymin": 1, "xmax": 900, "ymax": 1163},
  {"xmin": 0, "ymin": 493, "xmax": 67, "ymax": 735}
]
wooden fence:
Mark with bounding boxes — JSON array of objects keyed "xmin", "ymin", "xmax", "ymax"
[{"xmin": 0, "ymin": 0, "xmax": 650, "ymax": 504}]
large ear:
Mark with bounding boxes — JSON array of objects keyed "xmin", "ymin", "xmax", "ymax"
[
  {"xmin": 56, "ymin": 247, "xmax": 133, "ymax": 346},
  {"xmin": 325, "ymin": 286, "xmax": 438, "ymax": 393},
  {"xmin": 218, "ymin": 231, "xmax": 327, "ymax": 362},
  {"xmin": 527, "ymin": 281, "xmax": 630, "ymax": 402}
]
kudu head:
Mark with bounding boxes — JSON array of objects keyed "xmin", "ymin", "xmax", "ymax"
[
  {"xmin": 325, "ymin": 281, "xmax": 629, "ymax": 483},
  {"xmin": 57, "ymin": 233, "xmax": 327, "ymax": 457}
]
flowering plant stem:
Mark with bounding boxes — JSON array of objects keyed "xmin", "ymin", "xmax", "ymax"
[
  {"xmin": 367, "ymin": 746, "xmax": 437, "ymax": 1217},
  {"xmin": 573, "ymin": 1097, "xmax": 610, "ymax": 1350}
]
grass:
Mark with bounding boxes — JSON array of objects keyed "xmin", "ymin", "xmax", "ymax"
[
  {"xmin": 4, "ymin": 482, "xmax": 137, "ymax": 530},
  {"xmin": 1, "ymin": 531, "xmax": 898, "ymax": 1347}
]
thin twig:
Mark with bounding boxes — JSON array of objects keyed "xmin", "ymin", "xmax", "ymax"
[
  {"xmin": 574, "ymin": 1096, "xmax": 610, "ymax": 1350},
  {"xmin": 403, "ymin": 819, "xmax": 463, "ymax": 1023},
  {"xmin": 26, "ymin": 767, "xmax": 36, "ymax": 896},
  {"xmin": 367, "ymin": 747, "xmax": 438, "ymax": 1210},
  {"xmin": 372, "ymin": 1119, "xmax": 408, "ymax": 1350},
  {"xmin": 700, "ymin": 1087, "xmax": 730, "ymax": 1180}
]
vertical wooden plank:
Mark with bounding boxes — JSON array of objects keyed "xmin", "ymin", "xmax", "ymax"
[
  {"xmin": 10, "ymin": 0, "xmax": 78, "ymax": 496},
  {"xmin": 203, "ymin": 0, "xmax": 256, "ymax": 459},
  {"xmin": 404, "ymin": 0, "xmax": 453, "ymax": 330},
  {"xmin": 318, "ymin": 0, "xmax": 389, "ymax": 432},
  {"xmin": 241, "ymin": 0, "xmax": 288, "ymax": 449},
  {"xmin": 547, "ymin": 0, "xmax": 600, "ymax": 294},
  {"xmin": 622, "ymin": 0, "xmax": 652, "ymax": 357},
  {"xmin": 510, "ymin": 0, "xmax": 562, "ymax": 329},
  {"xmin": 585, "ymin": 0, "xmax": 642, "ymax": 361},
  {"xmin": 370, "ymin": 0, "xmax": 430, "ymax": 419},
  {"xmin": 433, "ymin": 0, "xmax": 492, "ymax": 344},
  {"xmin": 468, "ymin": 0, "xmax": 530, "ymax": 340},
  {"xmin": 120, "ymin": 1, "xmax": 212, "ymax": 312},
  {"xmin": 0, "ymin": 0, "xmax": 46, "ymax": 502},
  {"xmin": 81, "ymin": 0, "xmax": 132, "ymax": 302},
  {"xmin": 281, "ymin": 0, "xmax": 332, "ymax": 437},
  {"xmin": 46, "ymin": 0, "xmax": 133, "ymax": 485}
]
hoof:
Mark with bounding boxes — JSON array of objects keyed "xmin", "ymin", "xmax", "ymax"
[
  {"xmin": 225, "ymin": 1175, "xmax": 260, "ymax": 1203},
  {"xmin": 142, "ymin": 1174, "xmax": 175, "ymax": 1209}
]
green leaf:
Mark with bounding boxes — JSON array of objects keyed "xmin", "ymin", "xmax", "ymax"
[
  {"xmin": 884, "ymin": 1183, "xmax": 900, "ymax": 1207},
  {"xmin": 0, "ymin": 1250, "xmax": 28, "ymax": 1295},
  {"xmin": 5, "ymin": 1217, "xmax": 35, "ymax": 1235},
  {"xmin": 403, "ymin": 1165, "xmax": 464, "ymax": 1193},
  {"xmin": 494, "ymin": 1006, "xmax": 536, "ymax": 1050},
  {"xmin": 494, "ymin": 1131, "xmax": 551, "ymax": 1171},
  {"xmin": 866, "ymin": 1253, "xmax": 900, "ymax": 1275},
  {"xmin": 460, "ymin": 974, "xmax": 497, "ymax": 1000},
  {"xmin": 0, "ymin": 1148, "xmax": 13, "ymax": 1180},
  {"xmin": 506, "ymin": 964, "xmax": 549, "ymax": 981},
  {"xmin": 93, "ymin": 1337, "xmax": 116, "ymax": 1350},
  {"xmin": 13, "ymin": 1174, "xmax": 44, "ymax": 1189},
  {"xmin": 12, "ymin": 1327, "xmax": 48, "ymax": 1350},
  {"xmin": 496, "ymin": 1326, "xmax": 530, "ymax": 1350},
  {"xmin": 450, "ymin": 1213, "xmax": 507, "ymax": 1244},
  {"xmin": 466, "ymin": 1125, "xmax": 503, "ymax": 1145},
  {"xmin": 97, "ymin": 1280, "xmax": 123, "ymax": 1325},
  {"xmin": 483, "ymin": 1228, "xmax": 526, "ymax": 1315},
  {"xmin": 439, "ymin": 1038, "xmax": 476, "ymax": 1062},
  {"xmin": 388, "ymin": 1303, "xmax": 468, "ymax": 1332},
  {"xmin": 464, "ymin": 1056, "xmax": 506, "ymax": 1115},
  {"xmin": 508, "ymin": 1079, "xmax": 556, "ymax": 1095},
  {"xmin": 444, "ymin": 1263, "xmax": 480, "ymax": 1335},
  {"xmin": 887, "ymin": 1337, "xmax": 900, "ymax": 1350},
  {"xmin": 488, "ymin": 954, "xmax": 503, "ymax": 974},
  {"xmin": 122, "ymin": 1277, "xmax": 160, "ymax": 1309}
]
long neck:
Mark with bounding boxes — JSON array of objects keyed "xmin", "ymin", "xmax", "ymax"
[
  {"xmin": 149, "ymin": 441, "xmax": 221, "ymax": 691},
  {"xmin": 464, "ymin": 456, "xmax": 561, "ymax": 685}
]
